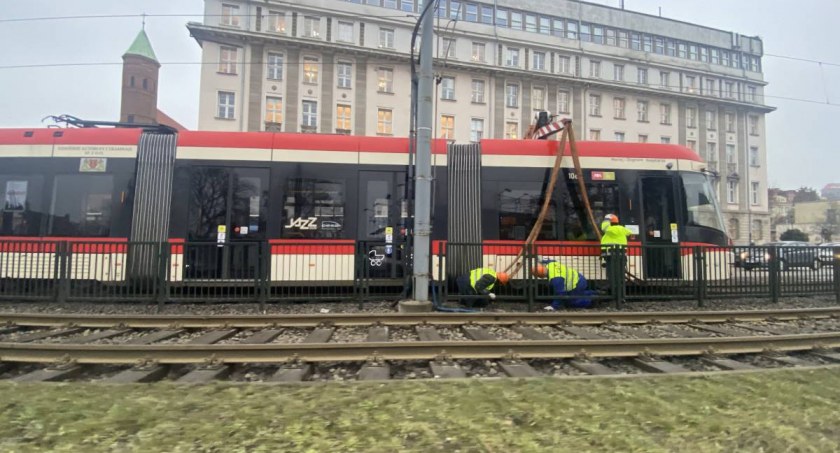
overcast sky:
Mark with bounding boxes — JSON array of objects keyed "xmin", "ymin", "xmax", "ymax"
[{"xmin": 2, "ymin": 0, "xmax": 838, "ymax": 190}]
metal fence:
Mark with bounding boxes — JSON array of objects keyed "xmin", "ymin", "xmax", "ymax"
[{"xmin": 0, "ymin": 239, "xmax": 838, "ymax": 308}]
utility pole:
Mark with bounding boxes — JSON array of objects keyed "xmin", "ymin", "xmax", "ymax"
[{"xmin": 401, "ymin": 5, "xmax": 434, "ymax": 312}]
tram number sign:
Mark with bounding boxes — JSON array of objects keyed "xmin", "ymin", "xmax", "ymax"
[{"xmin": 285, "ymin": 217, "xmax": 318, "ymax": 230}]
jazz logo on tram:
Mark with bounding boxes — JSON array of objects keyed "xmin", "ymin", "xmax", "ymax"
[{"xmin": 285, "ymin": 217, "xmax": 319, "ymax": 230}]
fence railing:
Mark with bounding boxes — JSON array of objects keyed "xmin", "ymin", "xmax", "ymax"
[{"xmin": 0, "ymin": 239, "xmax": 838, "ymax": 308}]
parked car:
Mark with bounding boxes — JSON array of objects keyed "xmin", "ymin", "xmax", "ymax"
[
  {"xmin": 738, "ymin": 241, "xmax": 824, "ymax": 271},
  {"xmin": 818, "ymin": 242, "xmax": 840, "ymax": 265}
]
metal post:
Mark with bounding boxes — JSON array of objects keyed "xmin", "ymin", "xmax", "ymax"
[
  {"xmin": 833, "ymin": 246, "xmax": 840, "ymax": 305},
  {"xmin": 405, "ymin": 9, "xmax": 434, "ymax": 311},
  {"xmin": 526, "ymin": 244, "xmax": 535, "ymax": 312},
  {"xmin": 258, "ymin": 241, "xmax": 269, "ymax": 310},
  {"xmin": 693, "ymin": 246, "xmax": 705, "ymax": 308},
  {"xmin": 768, "ymin": 246, "xmax": 780, "ymax": 303},
  {"xmin": 156, "ymin": 242, "xmax": 169, "ymax": 308}
]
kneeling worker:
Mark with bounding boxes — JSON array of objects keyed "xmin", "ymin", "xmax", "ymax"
[
  {"xmin": 456, "ymin": 267, "xmax": 510, "ymax": 306},
  {"xmin": 533, "ymin": 261, "xmax": 593, "ymax": 310}
]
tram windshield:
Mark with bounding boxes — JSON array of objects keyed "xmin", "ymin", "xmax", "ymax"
[{"xmin": 681, "ymin": 172, "xmax": 725, "ymax": 233}]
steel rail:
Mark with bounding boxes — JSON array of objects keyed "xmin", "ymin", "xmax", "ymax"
[
  {"xmin": 0, "ymin": 307, "xmax": 838, "ymax": 329},
  {"xmin": 0, "ymin": 332, "xmax": 837, "ymax": 364}
]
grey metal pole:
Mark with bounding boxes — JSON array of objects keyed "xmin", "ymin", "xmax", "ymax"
[{"xmin": 412, "ymin": 10, "xmax": 434, "ymax": 303}]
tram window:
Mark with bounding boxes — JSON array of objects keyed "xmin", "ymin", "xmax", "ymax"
[
  {"xmin": 681, "ymin": 173, "xmax": 725, "ymax": 231},
  {"xmin": 498, "ymin": 184, "xmax": 558, "ymax": 240},
  {"xmin": 48, "ymin": 175, "xmax": 113, "ymax": 237},
  {"xmin": 282, "ymin": 178, "xmax": 345, "ymax": 239},
  {"xmin": 563, "ymin": 183, "xmax": 619, "ymax": 241},
  {"xmin": 0, "ymin": 175, "xmax": 44, "ymax": 236}
]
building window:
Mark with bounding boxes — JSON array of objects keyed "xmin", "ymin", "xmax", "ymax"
[
  {"xmin": 751, "ymin": 182, "xmax": 760, "ymax": 206},
  {"xmin": 266, "ymin": 53, "xmax": 283, "ymax": 80},
  {"xmin": 678, "ymin": 43, "xmax": 687, "ymax": 58},
  {"xmin": 219, "ymin": 46, "xmax": 238, "ymax": 74},
  {"xmin": 303, "ymin": 16, "xmax": 321, "ymax": 38},
  {"xmin": 752, "ymin": 220, "xmax": 763, "ymax": 240},
  {"xmin": 337, "ymin": 62, "xmax": 352, "ymax": 88},
  {"xmin": 613, "ymin": 98, "xmax": 625, "ymax": 120},
  {"xmin": 440, "ymin": 115, "xmax": 455, "ymax": 140},
  {"xmin": 303, "ymin": 57, "xmax": 319, "ymax": 84},
  {"xmin": 532, "ymin": 87, "xmax": 545, "ymax": 110},
  {"xmin": 689, "ymin": 45, "xmax": 698, "ymax": 60},
  {"xmin": 336, "ymin": 104, "xmax": 352, "ymax": 131},
  {"xmin": 750, "ymin": 146, "xmax": 759, "ymax": 166},
  {"xmin": 630, "ymin": 33, "xmax": 641, "ymax": 50},
  {"xmin": 637, "ymin": 134, "xmax": 648, "ymax": 143},
  {"xmin": 465, "ymin": 3, "xmax": 478, "ymax": 21},
  {"xmin": 687, "ymin": 140, "xmax": 696, "ymax": 151},
  {"xmin": 614, "ymin": 132, "xmax": 625, "ymax": 142},
  {"xmin": 637, "ymin": 101, "xmax": 648, "ymax": 122},
  {"xmin": 660, "ymin": 136, "xmax": 671, "ymax": 144},
  {"xmin": 470, "ymin": 118, "xmax": 484, "ymax": 142},
  {"xmin": 494, "ymin": 8, "xmax": 507, "ymax": 26},
  {"xmin": 724, "ymin": 81, "xmax": 735, "ymax": 99},
  {"xmin": 727, "ymin": 144, "xmax": 737, "ymax": 165},
  {"xmin": 566, "ymin": 22, "xmax": 578, "ymax": 39},
  {"xmin": 557, "ymin": 56, "xmax": 572, "ymax": 74},
  {"xmin": 481, "ymin": 5, "xmax": 493, "ymax": 23},
  {"xmin": 440, "ymin": 76, "xmax": 455, "ymax": 100},
  {"xmin": 722, "ymin": 50, "xmax": 731, "ymax": 66},
  {"xmin": 337, "ymin": 21, "xmax": 354, "ymax": 42},
  {"xmin": 593, "ymin": 25, "xmax": 604, "ymax": 44},
  {"xmin": 557, "ymin": 91, "xmax": 570, "ymax": 113},
  {"xmin": 221, "ymin": 4, "xmax": 240, "ymax": 27},
  {"xmin": 505, "ymin": 122, "xmax": 519, "ymax": 139},
  {"xmin": 589, "ymin": 129, "xmax": 601, "ymax": 141},
  {"xmin": 686, "ymin": 107, "xmax": 697, "ymax": 128},
  {"xmin": 660, "ymin": 71, "xmax": 669, "ymax": 89},
  {"xmin": 729, "ymin": 218, "xmax": 740, "ymax": 240},
  {"xmin": 506, "ymin": 83, "xmax": 519, "ymax": 108},
  {"xmin": 442, "ymin": 38, "xmax": 456, "ymax": 58},
  {"xmin": 747, "ymin": 86, "xmax": 757, "ymax": 102},
  {"xmin": 727, "ymin": 181, "xmax": 738, "ymax": 204},
  {"xmin": 265, "ymin": 96, "xmax": 283, "ymax": 125},
  {"xmin": 533, "ymin": 51, "xmax": 546, "ymax": 71},
  {"xmin": 749, "ymin": 115, "xmax": 759, "ymax": 135},
  {"xmin": 506, "ymin": 48, "xmax": 520, "ymax": 67},
  {"xmin": 376, "ymin": 108, "xmax": 393, "ymax": 135},
  {"xmin": 706, "ymin": 143, "xmax": 717, "ymax": 164},
  {"xmin": 510, "ymin": 12, "xmax": 523, "ymax": 29},
  {"xmin": 637, "ymin": 68, "xmax": 648, "ymax": 85},
  {"xmin": 666, "ymin": 40, "xmax": 676, "ymax": 56},
  {"xmin": 685, "ymin": 75, "xmax": 697, "ymax": 94},
  {"xmin": 654, "ymin": 37, "xmax": 665, "ymax": 54},
  {"xmin": 218, "ymin": 91, "xmax": 235, "ymax": 119},
  {"xmin": 449, "ymin": 1, "xmax": 462, "ymax": 19},
  {"xmin": 471, "ymin": 79, "xmax": 485, "ymax": 103},
  {"xmin": 660, "ymin": 103, "xmax": 671, "ymax": 125},
  {"xmin": 379, "ymin": 28, "xmax": 394, "ymax": 48},
  {"xmin": 471, "ymin": 42, "xmax": 486, "ymax": 62},
  {"xmin": 705, "ymin": 110, "xmax": 717, "ymax": 130},
  {"xmin": 725, "ymin": 113, "xmax": 735, "ymax": 133},
  {"xmin": 704, "ymin": 78, "xmax": 717, "ymax": 97},
  {"xmin": 589, "ymin": 94, "xmax": 601, "ymax": 116},
  {"xmin": 606, "ymin": 28, "xmax": 616, "ymax": 45},
  {"xmin": 302, "ymin": 101, "xmax": 318, "ymax": 129},
  {"xmin": 268, "ymin": 10, "xmax": 286, "ymax": 33},
  {"xmin": 540, "ymin": 17, "xmax": 551, "ymax": 35},
  {"xmin": 699, "ymin": 47, "xmax": 709, "ymax": 62},
  {"xmin": 613, "ymin": 65, "xmax": 624, "ymax": 82},
  {"xmin": 618, "ymin": 31, "xmax": 628, "ymax": 48},
  {"xmin": 589, "ymin": 60, "xmax": 601, "ymax": 78},
  {"xmin": 377, "ymin": 67, "xmax": 393, "ymax": 93}
]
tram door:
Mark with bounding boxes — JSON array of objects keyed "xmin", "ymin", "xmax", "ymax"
[
  {"xmin": 358, "ymin": 171, "xmax": 407, "ymax": 279},
  {"xmin": 185, "ymin": 167, "xmax": 269, "ymax": 280},
  {"xmin": 641, "ymin": 177, "xmax": 681, "ymax": 279}
]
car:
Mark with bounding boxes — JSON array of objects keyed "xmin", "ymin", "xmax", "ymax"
[
  {"xmin": 818, "ymin": 242, "xmax": 840, "ymax": 265},
  {"xmin": 738, "ymin": 241, "xmax": 824, "ymax": 271}
]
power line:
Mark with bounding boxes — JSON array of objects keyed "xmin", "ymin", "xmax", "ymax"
[
  {"xmin": 0, "ymin": 12, "xmax": 417, "ymax": 23},
  {"xmin": 764, "ymin": 53, "xmax": 840, "ymax": 68}
]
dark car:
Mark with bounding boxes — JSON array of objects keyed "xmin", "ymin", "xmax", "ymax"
[{"xmin": 738, "ymin": 241, "xmax": 824, "ymax": 271}]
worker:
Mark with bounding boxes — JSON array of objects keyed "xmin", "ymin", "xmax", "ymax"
[
  {"xmin": 456, "ymin": 267, "xmax": 510, "ymax": 306},
  {"xmin": 601, "ymin": 214, "xmax": 633, "ymax": 287},
  {"xmin": 533, "ymin": 262, "xmax": 594, "ymax": 310}
]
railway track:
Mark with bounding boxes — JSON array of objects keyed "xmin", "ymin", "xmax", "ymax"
[
  {"xmin": 1, "ymin": 306, "xmax": 838, "ymax": 328},
  {"xmin": 0, "ymin": 307, "xmax": 839, "ymax": 382}
]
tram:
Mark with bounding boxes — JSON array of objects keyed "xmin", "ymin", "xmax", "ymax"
[{"xmin": 0, "ymin": 125, "xmax": 730, "ymax": 285}]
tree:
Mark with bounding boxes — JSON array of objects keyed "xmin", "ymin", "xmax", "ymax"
[
  {"xmin": 793, "ymin": 187, "xmax": 819, "ymax": 203},
  {"xmin": 780, "ymin": 229, "xmax": 809, "ymax": 242}
]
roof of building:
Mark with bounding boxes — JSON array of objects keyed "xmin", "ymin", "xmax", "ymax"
[
  {"xmin": 123, "ymin": 30, "xmax": 158, "ymax": 62},
  {"xmin": 823, "ymin": 183, "xmax": 840, "ymax": 190},
  {"xmin": 156, "ymin": 109, "xmax": 187, "ymax": 131}
]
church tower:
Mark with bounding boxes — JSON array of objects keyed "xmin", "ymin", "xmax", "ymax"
[{"xmin": 120, "ymin": 29, "xmax": 160, "ymax": 124}]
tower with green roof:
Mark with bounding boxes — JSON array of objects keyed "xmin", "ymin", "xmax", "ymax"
[{"xmin": 120, "ymin": 29, "xmax": 161, "ymax": 124}]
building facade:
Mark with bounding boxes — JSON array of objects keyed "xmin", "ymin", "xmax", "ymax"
[{"xmin": 187, "ymin": 0, "xmax": 773, "ymax": 244}]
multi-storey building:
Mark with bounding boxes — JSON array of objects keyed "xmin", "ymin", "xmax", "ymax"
[{"xmin": 187, "ymin": 0, "xmax": 773, "ymax": 244}]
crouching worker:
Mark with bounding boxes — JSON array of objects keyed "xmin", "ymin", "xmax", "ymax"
[
  {"xmin": 456, "ymin": 267, "xmax": 510, "ymax": 307},
  {"xmin": 533, "ymin": 262, "xmax": 594, "ymax": 310}
]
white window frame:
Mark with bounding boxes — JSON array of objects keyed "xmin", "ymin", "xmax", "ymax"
[
  {"xmin": 590, "ymin": 60, "xmax": 601, "ymax": 78},
  {"xmin": 613, "ymin": 98, "xmax": 625, "ymax": 119},
  {"xmin": 302, "ymin": 101, "xmax": 318, "ymax": 129},
  {"xmin": 506, "ymin": 48, "xmax": 520, "ymax": 67},
  {"xmin": 505, "ymin": 83, "xmax": 519, "ymax": 108},
  {"xmin": 660, "ymin": 103, "xmax": 671, "ymax": 125},
  {"xmin": 265, "ymin": 96, "xmax": 282, "ymax": 125},
  {"xmin": 660, "ymin": 136, "xmax": 671, "ymax": 144},
  {"xmin": 442, "ymin": 38, "xmax": 456, "ymax": 58},
  {"xmin": 337, "ymin": 62, "xmax": 352, "ymax": 88},
  {"xmin": 727, "ymin": 180, "xmax": 738, "ymax": 204},
  {"xmin": 637, "ymin": 68, "xmax": 648, "ymax": 85},
  {"xmin": 219, "ymin": 46, "xmax": 238, "ymax": 74},
  {"xmin": 379, "ymin": 28, "xmax": 395, "ymax": 48},
  {"xmin": 557, "ymin": 90, "xmax": 570, "ymax": 113},
  {"xmin": 336, "ymin": 104, "xmax": 352, "ymax": 131},
  {"xmin": 614, "ymin": 132, "xmax": 625, "ymax": 142},
  {"xmin": 337, "ymin": 21, "xmax": 354, "ymax": 43},
  {"xmin": 532, "ymin": 86, "xmax": 545, "ymax": 110},
  {"xmin": 589, "ymin": 94, "xmax": 601, "ymax": 116},
  {"xmin": 613, "ymin": 64, "xmax": 624, "ymax": 82},
  {"xmin": 303, "ymin": 16, "xmax": 321, "ymax": 38},
  {"xmin": 750, "ymin": 146, "xmax": 759, "ymax": 167},
  {"xmin": 471, "ymin": 79, "xmax": 486, "ymax": 103},
  {"xmin": 377, "ymin": 108, "xmax": 393, "ymax": 135},
  {"xmin": 377, "ymin": 67, "xmax": 394, "ymax": 93},
  {"xmin": 687, "ymin": 107, "xmax": 697, "ymax": 128},
  {"xmin": 706, "ymin": 110, "xmax": 717, "ymax": 130},
  {"xmin": 659, "ymin": 71, "xmax": 669, "ymax": 89},
  {"xmin": 303, "ymin": 57, "xmax": 319, "ymax": 84},
  {"xmin": 751, "ymin": 182, "xmax": 760, "ymax": 205},
  {"xmin": 637, "ymin": 101, "xmax": 648, "ymax": 122},
  {"xmin": 749, "ymin": 115, "xmax": 759, "ymax": 135},
  {"xmin": 557, "ymin": 56, "xmax": 572, "ymax": 74},
  {"xmin": 589, "ymin": 129, "xmax": 601, "ymax": 140},
  {"xmin": 441, "ymin": 76, "xmax": 455, "ymax": 100},
  {"xmin": 440, "ymin": 115, "xmax": 455, "ymax": 140},
  {"xmin": 221, "ymin": 4, "xmax": 240, "ymax": 27},
  {"xmin": 470, "ymin": 118, "xmax": 484, "ymax": 143},
  {"xmin": 533, "ymin": 51, "xmax": 546, "ymax": 71},
  {"xmin": 505, "ymin": 122, "xmax": 519, "ymax": 139},
  {"xmin": 266, "ymin": 52, "xmax": 283, "ymax": 80},
  {"xmin": 218, "ymin": 91, "xmax": 235, "ymax": 119},
  {"xmin": 267, "ymin": 10, "xmax": 286, "ymax": 33},
  {"xmin": 471, "ymin": 42, "xmax": 486, "ymax": 62}
]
